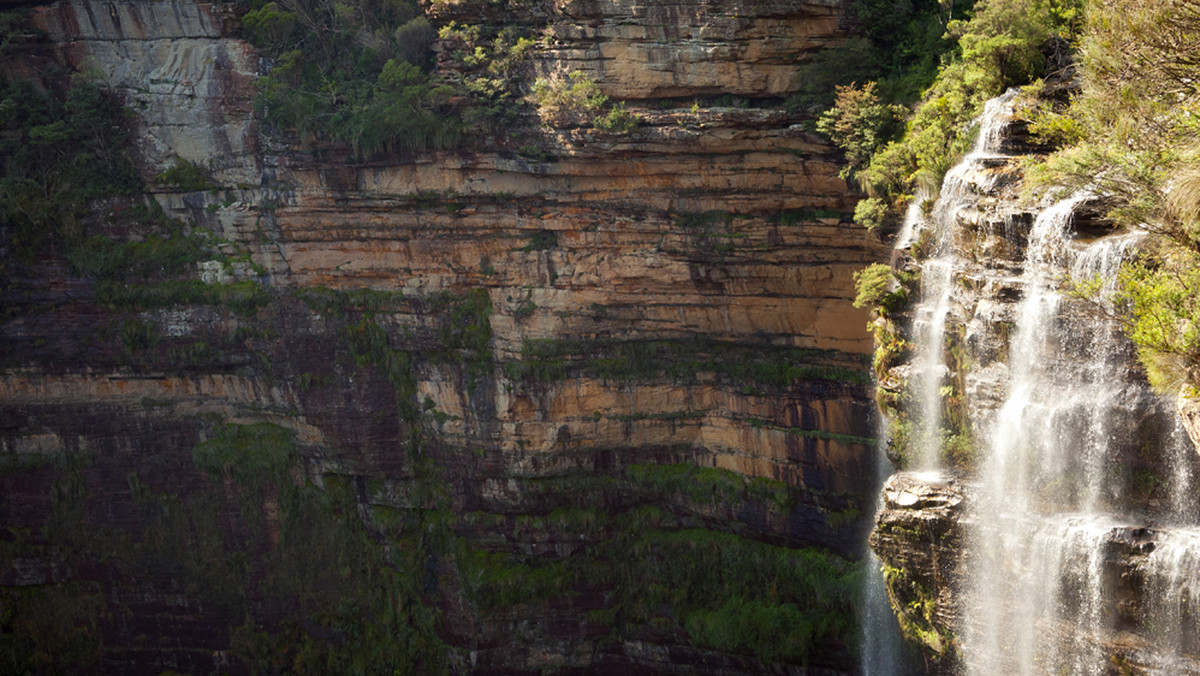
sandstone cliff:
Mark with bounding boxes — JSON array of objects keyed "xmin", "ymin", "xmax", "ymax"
[{"xmin": 0, "ymin": 0, "xmax": 888, "ymax": 672}]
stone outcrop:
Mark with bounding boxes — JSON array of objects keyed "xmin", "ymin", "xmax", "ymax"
[
  {"xmin": 874, "ymin": 473, "xmax": 1200, "ymax": 676},
  {"xmin": 869, "ymin": 472, "xmax": 966, "ymax": 674},
  {"xmin": 435, "ymin": 0, "xmax": 848, "ymax": 100},
  {"xmin": 33, "ymin": 1, "xmax": 260, "ymax": 183},
  {"xmin": 1, "ymin": 0, "xmax": 888, "ymax": 673},
  {"xmin": 1178, "ymin": 389, "xmax": 1200, "ymax": 453}
]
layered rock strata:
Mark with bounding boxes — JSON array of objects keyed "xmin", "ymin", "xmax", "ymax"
[{"xmin": 1, "ymin": 0, "xmax": 888, "ymax": 673}]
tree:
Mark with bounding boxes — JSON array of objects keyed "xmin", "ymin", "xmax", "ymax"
[{"xmin": 816, "ymin": 82, "xmax": 903, "ymax": 184}]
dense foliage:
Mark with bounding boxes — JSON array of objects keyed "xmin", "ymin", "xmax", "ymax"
[
  {"xmin": 1042, "ymin": 0, "xmax": 1200, "ymax": 392},
  {"xmin": 821, "ymin": 0, "xmax": 1081, "ymax": 212},
  {"xmin": 0, "ymin": 75, "xmax": 140, "ymax": 267},
  {"xmin": 241, "ymin": 0, "xmax": 462, "ymax": 156},
  {"xmin": 792, "ymin": 0, "xmax": 973, "ymax": 113}
]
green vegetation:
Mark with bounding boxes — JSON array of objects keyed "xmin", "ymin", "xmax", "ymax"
[
  {"xmin": 96, "ymin": 279, "xmax": 270, "ymax": 318},
  {"xmin": 502, "ymin": 337, "xmax": 871, "ymax": 388},
  {"xmin": 119, "ymin": 318, "xmax": 161, "ymax": 353},
  {"xmin": 747, "ymin": 419, "xmax": 877, "ymax": 448},
  {"xmin": 853, "ymin": 263, "xmax": 912, "ymax": 314},
  {"xmin": 531, "ymin": 70, "xmax": 641, "ymax": 132},
  {"xmin": 686, "ymin": 597, "xmax": 823, "ymax": 662},
  {"xmin": 0, "ymin": 73, "xmax": 140, "ymax": 267},
  {"xmin": 1031, "ymin": 0, "xmax": 1200, "ymax": 394},
  {"xmin": 790, "ymin": 0, "xmax": 970, "ymax": 113},
  {"xmin": 1110, "ymin": 259, "xmax": 1200, "ymax": 391},
  {"xmin": 593, "ymin": 102, "xmax": 641, "ymax": 134},
  {"xmin": 186, "ymin": 422, "xmax": 454, "ymax": 672},
  {"xmin": 245, "ymin": 0, "xmax": 461, "ymax": 156},
  {"xmin": 0, "ymin": 584, "xmax": 102, "ymax": 673},
  {"xmin": 816, "ymin": 0, "xmax": 1082, "ymax": 223},
  {"xmin": 433, "ymin": 287, "xmax": 494, "ymax": 386},
  {"xmin": 627, "ymin": 463, "xmax": 793, "ymax": 511},
  {"xmin": 155, "ymin": 158, "xmax": 212, "ymax": 191},
  {"xmin": 245, "ymin": 1, "xmax": 548, "ymax": 154},
  {"xmin": 192, "ymin": 421, "xmax": 296, "ymax": 491},
  {"xmin": 520, "ymin": 229, "xmax": 558, "ymax": 251},
  {"xmin": 437, "ymin": 20, "xmax": 536, "ymax": 135},
  {"xmin": 67, "ymin": 228, "xmax": 217, "ymax": 281},
  {"xmin": 816, "ymin": 82, "xmax": 904, "ymax": 182},
  {"xmin": 853, "ymin": 195, "xmax": 892, "ymax": 232},
  {"xmin": 881, "ymin": 561, "xmax": 954, "ymax": 656},
  {"xmin": 293, "ymin": 285, "xmax": 409, "ymax": 315},
  {"xmin": 455, "ymin": 523, "xmax": 860, "ymax": 665}
]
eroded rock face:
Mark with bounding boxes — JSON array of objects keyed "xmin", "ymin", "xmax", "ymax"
[
  {"xmin": 435, "ymin": 0, "xmax": 847, "ymax": 100},
  {"xmin": 32, "ymin": 1, "xmax": 260, "ymax": 183},
  {"xmin": 873, "ymin": 473, "xmax": 1200, "ymax": 676},
  {"xmin": 0, "ymin": 0, "xmax": 886, "ymax": 673},
  {"xmin": 1178, "ymin": 390, "xmax": 1200, "ymax": 453}
]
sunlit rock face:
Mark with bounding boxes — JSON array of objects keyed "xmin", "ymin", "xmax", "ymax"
[{"xmin": 0, "ymin": 0, "xmax": 889, "ymax": 672}]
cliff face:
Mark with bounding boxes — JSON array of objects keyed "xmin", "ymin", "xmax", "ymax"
[{"xmin": 0, "ymin": 0, "xmax": 888, "ymax": 673}]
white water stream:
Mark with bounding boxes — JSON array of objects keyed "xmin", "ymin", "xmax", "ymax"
[
  {"xmin": 879, "ymin": 90, "xmax": 1200, "ymax": 674},
  {"xmin": 906, "ymin": 90, "xmax": 1020, "ymax": 469}
]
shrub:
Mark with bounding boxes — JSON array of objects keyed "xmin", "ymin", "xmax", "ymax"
[
  {"xmin": 816, "ymin": 82, "xmax": 903, "ymax": 182},
  {"xmin": 849, "ymin": 0, "xmax": 1081, "ymax": 202},
  {"xmin": 1036, "ymin": 0, "xmax": 1200, "ymax": 393},
  {"xmin": 853, "ymin": 197, "xmax": 890, "ymax": 231},
  {"xmin": 156, "ymin": 159, "xmax": 211, "ymax": 191},
  {"xmin": 240, "ymin": 2, "xmax": 297, "ymax": 51},
  {"xmin": 249, "ymin": 0, "xmax": 462, "ymax": 157},
  {"xmin": 0, "ymin": 76, "xmax": 140, "ymax": 265},
  {"xmin": 854, "ymin": 263, "xmax": 908, "ymax": 313},
  {"xmin": 531, "ymin": 70, "xmax": 608, "ymax": 127},
  {"xmin": 593, "ymin": 102, "xmax": 641, "ymax": 133}
]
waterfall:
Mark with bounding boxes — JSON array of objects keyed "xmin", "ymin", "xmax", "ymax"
[
  {"xmin": 861, "ymin": 432, "xmax": 918, "ymax": 676},
  {"xmin": 881, "ymin": 89, "xmax": 1200, "ymax": 674},
  {"xmin": 904, "ymin": 89, "xmax": 1019, "ymax": 469},
  {"xmin": 957, "ymin": 190, "xmax": 1197, "ymax": 674}
]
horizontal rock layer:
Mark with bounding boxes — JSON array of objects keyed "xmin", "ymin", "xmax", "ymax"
[{"xmin": 1, "ymin": 0, "xmax": 886, "ymax": 673}]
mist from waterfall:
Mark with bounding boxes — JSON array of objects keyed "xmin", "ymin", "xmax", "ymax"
[{"xmin": 860, "ymin": 432, "xmax": 919, "ymax": 676}]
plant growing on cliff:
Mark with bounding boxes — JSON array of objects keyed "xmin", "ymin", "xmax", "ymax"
[
  {"xmin": 593, "ymin": 102, "xmax": 642, "ymax": 133},
  {"xmin": 788, "ymin": 0, "xmax": 972, "ymax": 113},
  {"xmin": 854, "ymin": 263, "xmax": 911, "ymax": 314},
  {"xmin": 845, "ymin": 0, "xmax": 1083, "ymax": 206},
  {"xmin": 853, "ymin": 197, "xmax": 891, "ymax": 231},
  {"xmin": 1037, "ymin": 0, "xmax": 1200, "ymax": 392},
  {"xmin": 531, "ymin": 70, "xmax": 640, "ymax": 132},
  {"xmin": 155, "ymin": 158, "xmax": 212, "ymax": 192},
  {"xmin": 247, "ymin": 0, "xmax": 464, "ymax": 157},
  {"xmin": 0, "ymin": 76, "xmax": 140, "ymax": 267},
  {"xmin": 816, "ymin": 82, "xmax": 903, "ymax": 184}
]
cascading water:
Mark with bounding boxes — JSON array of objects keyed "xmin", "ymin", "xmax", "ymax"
[
  {"xmin": 878, "ymin": 89, "xmax": 1200, "ymax": 674},
  {"xmin": 861, "ymin": 433, "xmax": 919, "ymax": 676},
  {"xmin": 905, "ymin": 90, "xmax": 1020, "ymax": 470}
]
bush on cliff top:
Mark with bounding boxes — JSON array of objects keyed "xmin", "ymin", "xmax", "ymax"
[
  {"xmin": 1044, "ymin": 0, "xmax": 1200, "ymax": 392},
  {"xmin": 0, "ymin": 75, "xmax": 141, "ymax": 268},
  {"xmin": 242, "ymin": 0, "xmax": 463, "ymax": 156},
  {"xmin": 817, "ymin": 0, "xmax": 1082, "ymax": 213}
]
